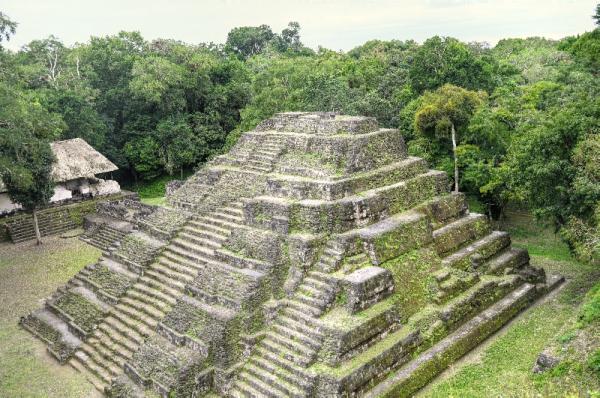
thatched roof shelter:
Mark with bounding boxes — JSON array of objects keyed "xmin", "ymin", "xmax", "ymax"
[
  {"xmin": 0, "ymin": 138, "xmax": 118, "ymax": 192},
  {"xmin": 50, "ymin": 138, "xmax": 118, "ymax": 182}
]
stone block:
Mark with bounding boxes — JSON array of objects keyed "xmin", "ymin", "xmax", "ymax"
[
  {"xmin": 361, "ymin": 212, "xmax": 432, "ymax": 265},
  {"xmin": 344, "ymin": 266, "xmax": 394, "ymax": 314}
]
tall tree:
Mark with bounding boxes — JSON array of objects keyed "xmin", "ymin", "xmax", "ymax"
[
  {"xmin": 225, "ymin": 25, "xmax": 275, "ymax": 59},
  {"xmin": 409, "ymin": 36, "xmax": 496, "ymax": 93},
  {"xmin": 414, "ymin": 84, "xmax": 486, "ymax": 192},
  {"xmin": 0, "ymin": 83, "xmax": 64, "ymax": 244}
]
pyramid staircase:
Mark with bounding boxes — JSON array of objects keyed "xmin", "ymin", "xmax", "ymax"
[
  {"xmin": 80, "ymin": 223, "xmax": 129, "ymax": 252},
  {"xmin": 230, "ymin": 271, "xmax": 338, "ymax": 397},
  {"xmin": 68, "ymin": 202, "xmax": 245, "ymax": 390}
]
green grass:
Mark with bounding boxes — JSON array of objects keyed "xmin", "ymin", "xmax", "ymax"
[
  {"xmin": 140, "ymin": 196, "xmax": 167, "ymax": 206},
  {"xmin": 420, "ymin": 210, "xmax": 600, "ymax": 398},
  {"xmin": 0, "ymin": 236, "xmax": 103, "ymax": 398},
  {"xmin": 123, "ymin": 172, "xmax": 193, "ymax": 207}
]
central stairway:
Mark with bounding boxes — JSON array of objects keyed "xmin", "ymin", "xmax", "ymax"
[
  {"xmin": 68, "ymin": 202, "xmax": 245, "ymax": 390},
  {"xmin": 230, "ymin": 271, "xmax": 338, "ymax": 397}
]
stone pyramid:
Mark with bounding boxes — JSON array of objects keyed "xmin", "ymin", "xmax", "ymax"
[{"xmin": 21, "ymin": 112, "xmax": 562, "ymax": 397}]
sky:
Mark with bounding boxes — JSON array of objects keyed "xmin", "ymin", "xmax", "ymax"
[{"xmin": 2, "ymin": 0, "xmax": 598, "ymax": 51}]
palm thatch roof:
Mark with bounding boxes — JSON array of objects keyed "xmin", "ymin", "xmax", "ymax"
[
  {"xmin": 0, "ymin": 138, "xmax": 117, "ymax": 192},
  {"xmin": 50, "ymin": 138, "xmax": 118, "ymax": 182}
]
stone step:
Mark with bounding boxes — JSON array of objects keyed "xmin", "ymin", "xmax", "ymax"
[
  {"xmin": 119, "ymin": 296, "xmax": 166, "ymax": 320},
  {"xmin": 485, "ymin": 248, "xmax": 529, "ymax": 275},
  {"xmin": 433, "ymin": 213, "xmax": 489, "ymax": 255},
  {"xmin": 163, "ymin": 246, "xmax": 215, "ymax": 272},
  {"xmin": 101, "ymin": 316, "xmax": 145, "ymax": 346},
  {"xmin": 303, "ymin": 276, "xmax": 334, "ymax": 293},
  {"xmin": 307, "ymin": 271, "xmax": 338, "ymax": 286},
  {"xmin": 362, "ymin": 282, "xmax": 541, "ymax": 398},
  {"xmin": 138, "ymin": 276, "xmax": 181, "ymax": 300},
  {"xmin": 72, "ymin": 350, "xmax": 113, "ymax": 384},
  {"xmin": 177, "ymin": 231, "xmax": 222, "ymax": 249},
  {"xmin": 187, "ymin": 285, "xmax": 241, "ymax": 310},
  {"xmin": 293, "ymin": 292, "xmax": 328, "ymax": 310},
  {"xmin": 442, "ymin": 231, "xmax": 511, "ymax": 270},
  {"xmin": 161, "ymin": 248, "xmax": 206, "ymax": 271},
  {"xmin": 229, "ymin": 380, "xmax": 264, "ymax": 398},
  {"xmin": 285, "ymin": 299, "xmax": 322, "ymax": 318},
  {"xmin": 79, "ymin": 343, "xmax": 122, "ymax": 376},
  {"xmin": 110, "ymin": 306, "xmax": 155, "ymax": 336},
  {"xmin": 272, "ymin": 322, "xmax": 321, "ymax": 350},
  {"xmin": 275, "ymin": 314, "xmax": 320, "ymax": 337},
  {"xmin": 249, "ymin": 355, "xmax": 313, "ymax": 390},
  {"xmin": 246, "ymin": 165, "xmax": 271, "ymax": 173},
  {"xmin": 187, "ymin": 219, "xmax": 232, "ymax": 236},
  {"xmin": 265, "ymin": 331, "xmax": 317, "ymax": 359},
  {"xmin": 246, "ymin": 158, "xmax": 271, "ymax": 167},
  {"xmin": 297, "ymin": 283, "xmax": 329, "ymax": 299},
  {"xmin": 240, "ymin": 367, "xmax": 306, "ymax": 398},
  {"xmin": 150, "ymin": 261, "xmax": 195, "ymax": 284},
  {"xmin": 261, "ymin": 337, "xmax": 312, "ymax": 366},
  {"xmin": 69, "ymin": 355, "xmax": 107, "ymax": 392},
  {"xmin": 170, "ymin": 238, "xmax": 217, "ymax": 259},
  {"xmin": 198, "ymin": 215, "xmax": 240, "ymax": 230},
  {"xmin": 88, "ymin": 333, "xmax": 133, "ymax": 363},
  {"xmin": 221, "ymin": 207, "xmax": 244, "ymax": 217},
  {"xmin": 252, "ymin": 154, "xmax": 276, "ymax": 162},
  {"xmin": 323, "ymin": 247, "xmax": 343, "ymax": 257},
  {"xmin": 283, "ymin": 306, "xmax": 319, "ymax": 326},
  {"xmin": 127, "ymin": 287, "xmax": 175, "ymax": 311},
  {"xmin": 256, "ymin": 346, "xmax": 308, "ymax": 378},
  {"xmin": 157, "ymin": 256, "xmax": 199, "ymax": 279},
  {"xmin": 92, "ymin": 328, "xmax": 139, "ymax": 359},
  {"xmin": 181, "ymin": 225, "xmax": 229, "ymax": 243},
  {"xmin": 143, "ymin": 269, "xmax": 186, "ymax": 291}
]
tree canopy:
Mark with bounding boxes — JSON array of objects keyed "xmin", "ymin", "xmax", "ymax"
[{"xmin": 0, "ymin": 8, "xmax": 598, "ymax": 261}]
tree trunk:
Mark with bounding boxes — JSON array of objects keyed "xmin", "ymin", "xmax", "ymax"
[
  {"xmin": 33, "ymin": 209, "xmax": 42, "ymax": 245},
  {"xmin": 451, "ymin": 122, "xmax": 459, "ymax": 193}
]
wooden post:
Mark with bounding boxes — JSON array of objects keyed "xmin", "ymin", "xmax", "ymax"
[{"xmin": 32, "ymin": 208, "xmax": 42, "ymax": 245}]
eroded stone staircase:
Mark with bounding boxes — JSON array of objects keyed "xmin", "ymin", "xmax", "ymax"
[
  {"xmin": 68, "ymin": 202, "xmax": 245, "ymax": 391},
  {"xmin": 230, "ymin": 271, "xmax": 338, "ymax": 397},
  {"xmin": 81, "ymin": 224, "xmax": 129, "ymax": 252}
]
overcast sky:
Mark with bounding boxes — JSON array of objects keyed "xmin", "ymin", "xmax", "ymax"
[{"xmin": 2, "ymin": 0, "xmax": 597, "ymax": 51}]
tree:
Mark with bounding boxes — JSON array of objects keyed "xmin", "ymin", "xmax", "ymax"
[
  {"xmin": 225, "ymin": 25, "xmax": 275, "ymax": 59},
  {"xmin": 414, "ymin": 84, "xmax": 486, "ymax": 192},
  {"xmin": 0, "ymin": 83, "xmax": 64, "ymax": 244},
  {"xmin": 0, "ymin": 12, "xmax": 16, "ymax": 45},
  {"xmin": 154, "ymin": 116, "xmax": 196, "ymax": 177},
  {"xmin": 409, "ymin": 36, "xmax": 497, "ymax": 93},
  {"xmin": 1, "ymin": 140, "xmax": 55, "ymax": 244},
  {"xmin": 593, "ymin": 3, "xmax": 600, "ymax": 26}
]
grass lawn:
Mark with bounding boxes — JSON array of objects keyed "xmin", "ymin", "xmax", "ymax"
[
  {"xmin": 0, "ymin": 233, "xmax": 103, "ymax": 398},
  {"xmin": 420, "ymin": 211, "xmax": 600, "ymax": 398},
  {"xmin": 123, "ymin": 173, "xmax": 193, "ymax": 207}
]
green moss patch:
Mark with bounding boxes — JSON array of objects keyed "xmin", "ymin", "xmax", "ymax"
[
  {"xmin": 86, "ymin": 266, "xmax": 132, "ymax": 298},
  {"xmin": 53, "ymin": 291, "xmax": 105, "ymax": 334}
]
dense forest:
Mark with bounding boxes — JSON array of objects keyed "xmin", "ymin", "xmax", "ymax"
[{"xmin": 0, "ymin": 8, "xmax": 598, "ymax": 263}]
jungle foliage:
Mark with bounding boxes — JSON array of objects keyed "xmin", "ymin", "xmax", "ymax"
[{"xmin": 0, "ymin": 9, "xmax": 598, "ymax": 261}]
